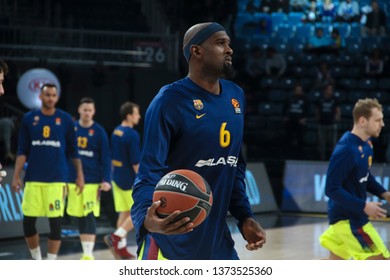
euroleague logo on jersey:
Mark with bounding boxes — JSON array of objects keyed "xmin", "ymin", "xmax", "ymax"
[{"xmin": 231, "ymin": 98, "xmax": 241, "ymax": 114}]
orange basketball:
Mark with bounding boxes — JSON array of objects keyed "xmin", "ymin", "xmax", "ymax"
[{"xmin": 152, "ymin": 169, "xmax": 213, "ymax": 228}]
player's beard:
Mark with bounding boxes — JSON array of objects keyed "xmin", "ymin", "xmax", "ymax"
[{"xmin": 222, "ymin": 63, "xmax": 235, "ymax": 79}]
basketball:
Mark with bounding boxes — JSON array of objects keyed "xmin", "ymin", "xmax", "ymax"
[{"xmin": 152, "ymin": 169, "xmax": 213, "ymax": 227}]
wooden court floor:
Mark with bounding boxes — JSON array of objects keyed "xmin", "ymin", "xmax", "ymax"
[{"xmin": 2, "ymin": 213, "xmax": 390, "ymax": 260}]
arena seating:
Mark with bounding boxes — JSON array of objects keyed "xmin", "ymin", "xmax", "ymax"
[{"xmin": 236, "ymin": 0, "xmax": 389, "ymax": 161}]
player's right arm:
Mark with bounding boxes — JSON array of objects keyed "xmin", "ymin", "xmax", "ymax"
[
  {"xmin": 99, "ymin": 126, "xmax": 112, "ymax": 191},
  {"xmin": 131, "ymin": 91, "xmax": 192, "ymax": 241},
  {"xmin": 325, "ymin": 147, "xmax": 366, "ymax": 214},
  {"xmin": 12, "ymin": 155, "xmax": 26, "ymax": 192},
  {"xmin": 12, "ymin": 115, "xmax": 30, "ymax": 192}
]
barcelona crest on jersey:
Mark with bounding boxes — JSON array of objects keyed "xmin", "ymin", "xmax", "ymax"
[{"xmin": 193, "ymin": 99, "xmax": 204, "ymax": 110}]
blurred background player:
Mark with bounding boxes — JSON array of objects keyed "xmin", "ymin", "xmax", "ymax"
[
  {"xmin": 0, "ymin": 60, "xmax": 8, "ymax": 184},
  {"xmin": 319, "ymin": 98, "xmax": 390, "ymax": 260},
  {"xmin": 283, "ymin": 83, "xmax": 310, "ymax": 159},
  {"xmin": 12, "ymin": 83, "xmax": 84, "ymax": 260},
  {"xmin": 315, "ymin": 83, "xmax": 340, "ymax": 160},
  {"xmin": 66, "ymin": 97, "xmax": 112, "ymax": 260},
  {"xmin": 0, "ymin": 60, "xmax": 7, "ymax": 97},
  {"xmin": 131, "ymin": 22, "xmax": 266, "ymax": 260},
  {"xmin": 104, "ymin": 101, "xmax": 141, "ymax": 260}
]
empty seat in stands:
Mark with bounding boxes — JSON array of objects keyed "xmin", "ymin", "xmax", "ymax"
[
  {"xmin": 359, "ymin": 78, "xmax": 378, "ymax": 90},
  {"xmin": 257, "ymin": 102, "xmax": 284, "ymax": 116},
  {"xmin": 380, "ymin": 37, "xmax": 390, "ymax": 51},
  {"xmin": 271, "ymin": 12, "xmax": 287, "ymax": 30},
  {"xmin": 320, "ymin": 54, "xmax": 338, "ymax": 65},
  {"xmin": 251, "ymin": 35, "xmax": 269, "ymax": 49},
  {"xmin": 235, "ymin": 12, "xmax": 254, "ymax": 34},
  {"xmin": 340, "ymin": 104, "xmax": 354, "ymax": 118},
  {"xmin": 349, "ymin": 22, "xmax": 361, "ymax": 37},
  {"xmin": 383, "ymin": 104, "xmax": 390, "ymax": 120},
  {"xmin": 287, "ymin": 12, "xmax": 305, "ymax": 25},
  {"xmin": 260, "ymin": 77, "xmax": 277, "ymax": 89},
  {"xmin": 338, "ymin": 54, "xmax": 355, "ymax": 66},
  {"xmin": 300, "ymin": 54, "xmax": 318, "ymax": 66},
  {"xmin": 232, "ymin": 36, "xmax": 252, "ymax": 54},
  {"xmin": 346, "ymin": 37, "xmax": 363, "ymax": 54},
  {"xmin": 241, "ymin": 21, "xmax": 258, "ymax": 36},
  {"xmin": 371, "ymin": 91, "xmax": 390, "ymax": 103},
  {"xmin": 345, "ymin": 67, "xmax": 362, "ymax": 79},
  {"xmin": 332, "ymin": 66, "xmax": 345, "ymax": 79},
  {"xmin": 267, "ymin": 89, "xmax": 288, "ymax": 103},
  {"xmin": 362, "ymin": 37, "xmax": 382, "ymax": 54},
  {"xmin": 333, "ymin": 89, "xmax": 348, "ymax": 103},
  {"xmin": 270, "ymin": 41, "xmax": 288, "ymax": 53},
  {"xmin": 295, "ymin": 23, "xmax": 314, "ymax": 39},
  {"xmin": 290, "ymin": 65, "xmax": 306, "ymax": 78},
  {"xmin": 299, "ymin": 78, "xmax": 313, "ymax": 90},
  {"xmin": 307, "ymin": 90, "xmax": 321, "ymax": 102},
  {"xmin": 274, "ymin": 24, "xmax": 295, "ymax": 39},
  {"xmin": 378, "ymin": 78, "xmax": 390, "ymax": 91},
  {"xmin": 338, "ymin": 78, "xmax": 358, "ymax": 90},
  {"xmin": 288, "ymin": 37, "xmax": 308, "ymax": 54},
  {"xmin": 348, "ymin": 91, "xmax": 368, "ymax": 103},
  {"xmin": 277, "ymin": 77, "xmax": 296, "ymax": 90}
]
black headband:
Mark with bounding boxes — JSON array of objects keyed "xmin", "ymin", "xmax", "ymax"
[{"xmin": 183, "ymin": 22, "xmax": 226, "ymax": 62}]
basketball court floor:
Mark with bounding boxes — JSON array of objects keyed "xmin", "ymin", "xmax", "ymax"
[{"xmin": 1, "ymin": 212, "xmax": 390, "ymax": 260}]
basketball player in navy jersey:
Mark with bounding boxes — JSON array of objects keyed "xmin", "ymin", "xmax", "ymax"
[
  {"xmin": 0, "ymin": 60, "xmax": 8, "ymax": 183},
  {"xmin": 104, "ymin": 102, "xmax": 141, "ymax": 259},
  {"xmin": 66, "ymin": 97, "xmax": 112, "ymax": 260},
  {"xmin": 320, "ymin": 98, "xmax": 390, "ymax": 260},
  {"xmin": 12, "ymin": 83, "xmax": 84, "ymax": 260},
  {"xmin": 131, "ymin": 22, "xmax": 266, "ymax": 260}
]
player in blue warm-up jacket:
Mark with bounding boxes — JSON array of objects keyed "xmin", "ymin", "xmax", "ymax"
[
  {"xmin": 12, "ymin": 84, "xmax": 84, "ymax": 260},
  {"xmin": 131, "ymin": 22, "xmax": 266, "ymax": 260},
  {"xmin": 320, "ymin": 98, "xmax": 390, "ymax": 260},
  {"xmin": 67, "ymin": 97, "xmax": 112, "ymax": 260}
]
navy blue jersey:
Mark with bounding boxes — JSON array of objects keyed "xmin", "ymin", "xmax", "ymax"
[
  {"xmin": 111, "ymin": 125, "xmax": 141, "ymax": 190},
  {"xmin": 132, "ymin": 77, "xmax": 254, "ymax": 259},
  {"xmin": 284, "ymin": 94, "xmax": 310, "ymax": 121},
  {"xmin": 68, "ymin": 121, "xmax": 111, "ymax": 184},
  {"xmin": 315, "ymin": 95, "xmax": 339, "ymax": 125},
  {"xmin": 17, "ymin": 109, "xmax": 78, "ymax": 183},
  {"xmin": 326, "ymin": 132, "xmax": 386, "ymax": 227}
]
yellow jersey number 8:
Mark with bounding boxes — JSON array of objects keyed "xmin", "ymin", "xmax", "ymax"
[
  {"xmin": 219, "ymin": 122, "xmax": 231, "ymax": 148},
  {"xmin": 43, "ymin": 125, "xmax": 50, "ymax": 138}
]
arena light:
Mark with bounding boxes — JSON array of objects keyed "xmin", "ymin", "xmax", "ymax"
[{"xmin": 16, "ymin": 68, "xmax": 61, "ymax": 109}]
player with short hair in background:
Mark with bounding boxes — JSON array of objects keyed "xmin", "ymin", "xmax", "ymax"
[
  {"xmin": 104, "ymin": 101, "xmax": 141, "ymax": 259},
  {"xmin": 320, "ymin": 98, "xmax": 390, "ymax": 260},
  {"xmin": 12, "ymin": 83, "xmax": 84, "ymax": 260},
  {"xmin": 66, "ymin": 97, "xmax": 112, "ymax": 260}
]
